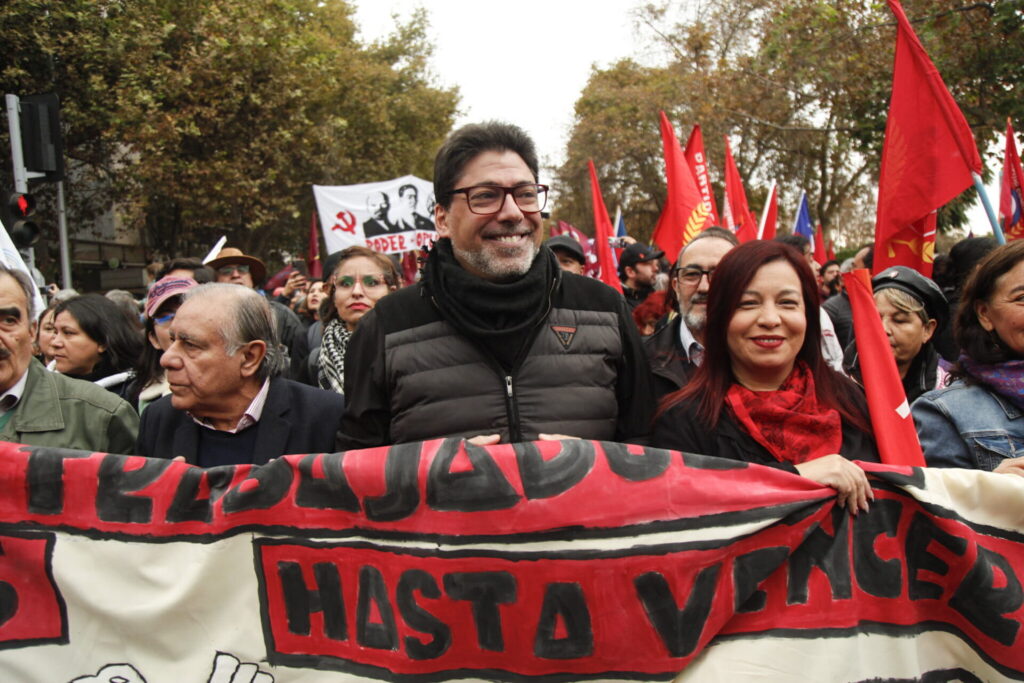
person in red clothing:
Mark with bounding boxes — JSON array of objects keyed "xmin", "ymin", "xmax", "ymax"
[{"xmin": 653, "ymin": 240, "xmax": 879, "ymax": 514}]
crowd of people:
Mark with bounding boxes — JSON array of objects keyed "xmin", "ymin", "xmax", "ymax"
[{"xmin": 1, "ymin": 120, "xmax": 1021, "ymax": 509}]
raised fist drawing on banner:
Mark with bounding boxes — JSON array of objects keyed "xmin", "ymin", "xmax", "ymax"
[
  {"xmin": 68, "ymin": 652, "xmax": 274, "ymax": 683},
  {"xmin": 207, "ymin": 652, "xmax": 274, "ymax": 683}
]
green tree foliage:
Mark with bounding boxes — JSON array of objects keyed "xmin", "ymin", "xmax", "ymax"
[
  {"xmin": 1, "ymin": 0, "xmax": 458, "ymax": 260},
  {"xmin": 554, "ymin": 0, "xmax": 1022, "ymax": 249}
]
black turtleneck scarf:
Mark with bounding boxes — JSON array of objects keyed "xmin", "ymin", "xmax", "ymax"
[{"xmin": 424, "ymin": 238, "xmax": 558, "ymax": 371}]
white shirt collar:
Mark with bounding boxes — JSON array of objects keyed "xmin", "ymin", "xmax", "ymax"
[
  {"xmin": 677, "ymin": 318, "xmax": 704, "ymax": 364},
  {"xmin": 0, "ymin": 367, "xmax": 31, "ymax": 414}
]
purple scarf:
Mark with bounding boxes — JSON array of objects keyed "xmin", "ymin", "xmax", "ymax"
[{"xmin": 959, "ymin": 354, "xmax": 1024, "ymax": 412}]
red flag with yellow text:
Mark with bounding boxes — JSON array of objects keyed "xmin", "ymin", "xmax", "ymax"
[
  {"xmin": 722, "ymin": 138, "xmax": 757, "ymax": 243},
  {"xmin": 844, "ymin": 268, "xmax": 925, "ymax": 467},
  {"xmin": 873, "ymin": 0, "xmax": 982, "ymax": 276},
  {"xmin": 1001, "ymin": 119, "xmax": 1024, "ymax": 241},
  {"xmin": 588, "ymin": 160, "xmax": 624, "ymax": 293},
  {"xmin": 652, "ymin": 112, "xmax": 712, "ymax": 259},
  {"xmin": 684, "ymin": 124, "xmax": 720, "ymax": 226}
]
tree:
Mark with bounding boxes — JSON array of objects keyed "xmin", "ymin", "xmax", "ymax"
[
  {"xmin": 1, "ymin": 0, "xmax": 458, "ymax": 272},
  {"xmin": 554, "ymin": 0, "xmax": 1023, "ymax": 248}
]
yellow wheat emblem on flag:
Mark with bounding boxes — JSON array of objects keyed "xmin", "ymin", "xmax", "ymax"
[
  {"xmin": 887, "ymin": 236, "xmax": 934, "ymax": 264},
  {"xmin": 682, "ymin": 203, "xmax": 711, "ymax": 246}
]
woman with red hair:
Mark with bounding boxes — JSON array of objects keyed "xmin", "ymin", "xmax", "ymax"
[{"xmin": 652, "ymin": 240, "xmax": 879, "ymax": 513}]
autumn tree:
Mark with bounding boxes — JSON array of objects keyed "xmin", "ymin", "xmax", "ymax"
[
  {"xmin": 554, "ymin": 0, "xmax": 1022, "ymax": 248},
  {"xmin": 1, "ymin": 0, "xmax": 458, "ymax": 267}
]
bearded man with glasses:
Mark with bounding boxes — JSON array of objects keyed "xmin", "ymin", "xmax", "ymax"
[
  {"xmin": 337, "ymin": 121, "xmax": 654, "ymax": 450},
  {"xmin": 644, "ymin": 227, "xmax": 738, "ymax": 401}
]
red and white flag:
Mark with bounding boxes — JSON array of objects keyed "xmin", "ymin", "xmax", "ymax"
[
  {"xmin": 652, "ymin": 112, "xmax": 712, "ymax": 259},
  {"xmin": 873, "ymin": 0, "xmax": 983, "ymax": 276},
  {"xmin": 757, "ymin": 181, "xmax": 778, "ymax": 240},
  {"xmin": 813, "ymin": 224, "xmax": 827, "ymax": 265}
]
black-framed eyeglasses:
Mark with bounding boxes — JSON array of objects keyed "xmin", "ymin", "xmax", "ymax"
[
  {"xmin": 217, "ymin": 264, "xmax": 250, "ymax": 276},
  {"xmin": 449, "ymin": 184, "xmax": 549, "ymax": 215},
  {"xmin": 675, "ymin": 266, "xmax": 715, "ymax": 285}
]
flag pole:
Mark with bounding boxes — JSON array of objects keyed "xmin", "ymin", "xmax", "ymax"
[
  {"xmin": 972, "ymin": 172, "xmax": 1006, "ymax": 245},
  {"xmin": 757, "ymin": 180, "xmax": 775, "ymax": 240}
]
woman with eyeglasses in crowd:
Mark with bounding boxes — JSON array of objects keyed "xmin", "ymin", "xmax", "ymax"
[
  {"xmin": 314, "ymin": 246, "xmax": 401, "ymax": 395},
  {"xmin": 652, "ymin": 240, "xmax": 879, "ymax": 514},
  {"xmin": 127, "ymin": 275, "xmax": 198, "ymax": 413}
]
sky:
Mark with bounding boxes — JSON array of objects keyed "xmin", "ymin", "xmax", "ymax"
[
  {"xmin": 352, "ymin": 0, "xmax": 1005, "ymax": 239},
  {"xmin": 352, "ymin": 0, "xmax": 656, "ymax": 173}
]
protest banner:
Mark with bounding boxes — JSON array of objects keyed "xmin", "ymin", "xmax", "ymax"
[
  {"xmin": 313, "ymin": 176, "xmax": 438, "ymax": 256},
  {"xmin": 0, "ymin": 439, "xmax": 1022, "ymax": 681}
]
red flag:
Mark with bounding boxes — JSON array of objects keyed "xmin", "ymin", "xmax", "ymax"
[
  {"xmin": 587, "ymin": 160, "xmax": 624, "ymax": 293},
  {"xmin": 873, "ymin": 0, "xmax": 983, "ymax": 277},
  {"xmin": 651, "ymin": 112, "xmax": 712, "ymax": 259},
  {"xmin": 684, "ymin": 124, "xmax": 720, "ymax": 225},
  {"xmin": 722, "ymin": 137, "xmax": 757, "ymax": 242},
  {"xmin": 308, "ymin": 212, "xmax": 323, "ymax": 280},
  {"xmin": 759, "ymin": 183, "xmax": 778, "ymax": 240},
  {"xmin": 1001, "ymin": 119, "xmax": 1024, "ymax": 241},
  {"xmin": 843, "ymin": 269, "xmax": 925, "ymax": 467},
  {"xmin": 813, "ymin": 224, "xmax": 827, "ymax": 265},
  {"xmin": 827, "ymin": 239, "xmax": 836, "ymax": 261}
]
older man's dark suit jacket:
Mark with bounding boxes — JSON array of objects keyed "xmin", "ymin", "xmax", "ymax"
[{"xmin": 135, "ymin": 377, "xmax": 345, "ymax": 465}]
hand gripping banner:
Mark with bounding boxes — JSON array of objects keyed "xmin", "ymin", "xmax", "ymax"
[{"xmin": 0, "ymin": 439, "xmax": 1022, "ymax": 681}]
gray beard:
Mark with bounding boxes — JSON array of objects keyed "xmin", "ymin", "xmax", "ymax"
[
  {"xmin": 453, "ymin": 241, "xmax": 539, "ymax": 281},
  {"xmin": 684, "ymin": 309, "xmax": 706, "ymax": 336}
]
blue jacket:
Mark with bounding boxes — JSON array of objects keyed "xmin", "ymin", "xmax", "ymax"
[{"xmin": 911, "ymin": 379, "xmax": 1024, "ymax": 470}]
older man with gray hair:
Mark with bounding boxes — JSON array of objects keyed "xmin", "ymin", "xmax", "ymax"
[
  {"xmin": 136, "ymin": 283, "xmax": 343, "ymax": 466},
  {"xmin": 0, "ymin": 263, "xmax": 138, "ymax": 453}
]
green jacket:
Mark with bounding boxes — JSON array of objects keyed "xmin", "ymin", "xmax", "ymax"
[{"xmin": 0, "ymin": 358, "xmax": 139, "ymax": 454}]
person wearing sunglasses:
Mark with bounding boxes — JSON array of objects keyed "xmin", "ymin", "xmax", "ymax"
[
  {"xmin": 315, "ymin": 246, "xmax": 401, "ymax": 394},
  {"xmin": 338, "ymin": 121, "xmax": 654, "ymax": 451}
]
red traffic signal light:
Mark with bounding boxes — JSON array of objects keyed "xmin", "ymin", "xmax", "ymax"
[{"xmin": 3, "ymin": 192, "xmax": 39, "ymax": 247}]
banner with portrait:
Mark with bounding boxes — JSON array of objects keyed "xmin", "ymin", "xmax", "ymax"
[
  {"xmin": 313, "ymin": 176, "xmax": 439, "ymax": 256},
  {"xmin": 0, "ymin": 439, "xmax": 1023, "ymax": 681}
]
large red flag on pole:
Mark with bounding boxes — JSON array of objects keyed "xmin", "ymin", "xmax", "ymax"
[
  {"xmin": 873, "ymin": 0, "xmax": 983, "ymax": 277},
  {"xmin": 588, "ymin": 160, "xmax": 624, "ymax": 293},
  {"xmin": 843, "ymin": 268, "xmax": 926, "ymax": 467},
  {"xmin": 651, "ymin": 112, "xmax": 711, "ymax": 259},
  {"xmin": 684, "ymin": 124, "xmax": 720, "ymax": 226},
  {"xmin": 1001, "ymin": 119, "xmax": 1024, "ymax": 242},
  {"xmin": 308, "ymin": 212, "xmax": 323, "ymax": 280},
  {"xmin": 722, "ymin": 137, "xmax": 757, "ymax": 243},
  {"xmin": 757, "ymin": 181, "xmax": 778, "ymax": 240}
]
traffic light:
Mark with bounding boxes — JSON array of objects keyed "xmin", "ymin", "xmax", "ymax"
[{"xmin": 2, "ymin": 192, "xmax": 39, "ymax": 247}]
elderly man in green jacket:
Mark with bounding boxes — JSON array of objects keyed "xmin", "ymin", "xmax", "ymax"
[{"xmin": 0, "ymin": 265, "xmax": 137, "ymax": 454}]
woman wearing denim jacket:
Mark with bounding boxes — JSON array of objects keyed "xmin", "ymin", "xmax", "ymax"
[{"xmin": 912, "ymin": 241, "xmax": 1024, "ymax": 474}]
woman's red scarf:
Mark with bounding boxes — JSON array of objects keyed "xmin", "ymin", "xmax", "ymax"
[{"xmin": 724, "ymin": 361, "xmax": 842, "ymax": 464}]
